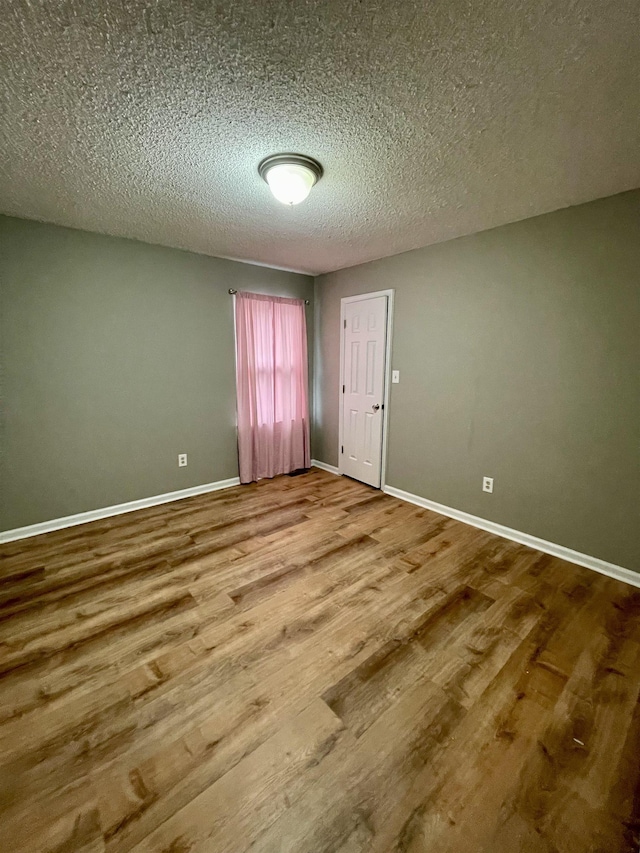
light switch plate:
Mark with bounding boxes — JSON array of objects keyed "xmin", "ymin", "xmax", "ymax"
[{"xmin": 392, "ymin": 370, "xmax": 400, "ymax": 383}]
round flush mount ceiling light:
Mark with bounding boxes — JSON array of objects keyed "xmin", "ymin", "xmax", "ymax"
[{"xmin": 258, "ymin": 153, "xmax": 323, "ymax": 206}]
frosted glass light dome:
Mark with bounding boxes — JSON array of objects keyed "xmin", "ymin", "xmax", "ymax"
[{"xmin": 258, "ymin": 154, "xmax": 323, "ymax": 206}]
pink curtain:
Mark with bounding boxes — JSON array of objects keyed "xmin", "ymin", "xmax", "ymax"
[{"xmin": 234, "ymin": 291, "xmax": 310, "ymax": 484}]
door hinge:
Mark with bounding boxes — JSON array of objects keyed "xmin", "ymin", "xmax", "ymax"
[
  {"xmin": 343, "ymin": 319, "xmax": 346, "ymax": 329},
  {"xmin": 342, "ymin": 384, "xmax": 345, "ymax": 393},
  {"xmin": 341, "ymin": 445, "xmax": 344, "ymax": 454}
]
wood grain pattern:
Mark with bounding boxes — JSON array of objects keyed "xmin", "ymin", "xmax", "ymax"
[{"xmin": 1, "ymin": 468, "xmax": 638, "ymax": 853}]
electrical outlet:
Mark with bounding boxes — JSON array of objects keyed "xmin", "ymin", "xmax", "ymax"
[
  {"xmin": 482, "ymin": 476, "xmax": 493, "ymax": 493},
  {"xmin": 392, "ymin": 370, "xmax": 400, "ymax": 383},
  {"xmin": 178, "ymin": 453, "xmax": 188, "ymax": 467}
]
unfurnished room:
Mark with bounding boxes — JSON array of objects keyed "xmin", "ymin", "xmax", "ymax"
[{"xmin": 0, "ymin": 1, "xmax": 639, "ymax": 851}]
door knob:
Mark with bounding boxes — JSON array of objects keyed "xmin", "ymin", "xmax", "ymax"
[{"xmin": 372, "ymin": 403, "xmax": 380, "ymax": 411}]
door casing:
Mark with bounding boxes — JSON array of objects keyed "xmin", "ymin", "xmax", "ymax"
[{"xmin": 338, "ymin": 289, "xmax": 395, "ymax": 489}]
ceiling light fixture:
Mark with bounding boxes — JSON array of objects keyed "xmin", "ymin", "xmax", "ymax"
[{"xmin": 258, "ymin": 153, "xmax": 323, "ymax": 206}]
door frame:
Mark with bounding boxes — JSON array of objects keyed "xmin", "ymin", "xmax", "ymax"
[{"xmin": 338, "ymin": 289, "xmax": 395, "ymax": 489}]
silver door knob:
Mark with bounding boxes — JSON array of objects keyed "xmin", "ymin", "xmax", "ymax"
[{"xmin": 372, "ymin": 403, "xmax": 380, "ymax": 411}]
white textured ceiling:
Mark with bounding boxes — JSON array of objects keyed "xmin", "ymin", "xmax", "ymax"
[{"xmin": 1, "ymin": 1, "xmax": 639, "ymax": 275}]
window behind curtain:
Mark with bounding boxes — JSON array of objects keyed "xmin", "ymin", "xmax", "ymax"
[{"xmin": 234, "ymin": 291, "xmax": 310, "ymax": 483}]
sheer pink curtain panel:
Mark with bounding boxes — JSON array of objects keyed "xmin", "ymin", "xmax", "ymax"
[{"xmin": 234, "ymin": 291, "xmax": 311, "ymax": 484}]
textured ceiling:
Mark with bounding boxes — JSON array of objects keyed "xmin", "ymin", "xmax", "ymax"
[{"xmin": 1, "ymin": 1, "xmax": 639, "ymax": 275}]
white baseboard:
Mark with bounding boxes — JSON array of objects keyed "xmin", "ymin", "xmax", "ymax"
[
  {"xmin": 383, "ymin": 484, "xmax": 640, "ymax": 589},
  {"xmin": 311, "ymin": 459, "xmax": 341, "ymax": 476},
  {"xmin": 5, "ymin": 473, "xmax": 635, "ymax": 591},
  {"xmin": 0, "ymin": 477, "xmax": 241, "ymax": 544}
]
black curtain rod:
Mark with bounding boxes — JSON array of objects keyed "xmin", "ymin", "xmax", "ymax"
[{"xmin": 228, "ymin": 288, "xmax": 309, "ymax": 305}]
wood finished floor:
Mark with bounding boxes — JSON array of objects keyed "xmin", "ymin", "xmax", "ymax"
[{"xmin": 1, "ymin": 468, "xmax": 639, "ymax": 853}]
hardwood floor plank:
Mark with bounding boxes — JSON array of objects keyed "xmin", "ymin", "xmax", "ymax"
[
  {"xmin": 322, "ymin": 585, "xmax": 494, "ymax": 737},
  {"xmin": 127, "ymin": 698, "xmax": 346, "ymax": 853},
  {"xmin": 249, "ymin": 680, "xmax": 465, "ymax": 853}
]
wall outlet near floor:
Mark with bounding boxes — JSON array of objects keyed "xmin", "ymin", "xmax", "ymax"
[
  {"xmin": 178, "ymin": 453, "xmax": 188, "ymax": 467},
  {"xmin": 392, "ymin": 370, "xmax": 400, "ymax": 383},
  {"xmin": 482, "ymin": 476, "xmax": 494, "ymax": 493}
]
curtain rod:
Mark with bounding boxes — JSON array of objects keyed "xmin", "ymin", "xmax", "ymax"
[{"xmin": 228, "ymin": 288, "xmax": 309, "ymax": 305}]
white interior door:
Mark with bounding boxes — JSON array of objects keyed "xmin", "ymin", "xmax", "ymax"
[{"xmin": 340, "ymin": 295, "xmax": 388, "ymax": 487}]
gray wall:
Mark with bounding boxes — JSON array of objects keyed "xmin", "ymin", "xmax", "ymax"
[
  {"xmin": 314, "ymin": 190, "xmax": 640, "ymax": 571},
  {"xmin": 0, "ymin": 216, "xmax": 313, "ymax": 530}
]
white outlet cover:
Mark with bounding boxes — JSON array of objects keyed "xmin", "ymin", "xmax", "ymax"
[
  {"xmin": 392, "ymin": 370, "xmax": 400, "ymax": 383},
  {"xmin": 178, "ymin": 453, "xmax": 188, "ymax": 467},
  {"xmin": 482, "ymin": 476, "xmax": 493, "ymax": 493}
]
